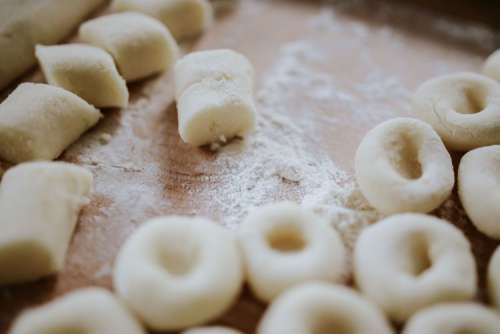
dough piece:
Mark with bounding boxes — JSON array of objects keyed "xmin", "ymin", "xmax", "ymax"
[
  {"xmin": 0, "ymin": 162, "xmax": 93, "ymax": 285},
  {"xmin": 10, "ymin": 287, "xmax": 145, "ymax": 334},
  {"xmin": 488, "ymin": 246, "xmax": 500, "ymax": 309},
  {"xmin": 257, "ymin": 283, "xmax": 394, "ymax": 334},
  {"xmin": 355, "ymin": 117, "xmax": 454, "ymax": 214},
  {"xmin": 36, "ymin": 44, "xmax": 128, "ymax": 108},
  {"xmin": 0, "ymin": 83, "xmax": 101, "ymax": 163},
  {"xmin": 114, "ymin": 216, "xmax": 244, "ymax": 331},
  {"xmin": 458, "ymin": 145, "xmax": 500, "ymax": 239},
  {"xmin": 174, "ymin": 49, "xmax": 254, "ymax": 99},
  {"xmin": 0, "ymin": 0, "xmax": 106, "ymax": 91},
  {"xmin": 354, "ymin": 213, "xmax": 477, "ymax": 323},
  {"xmin": 483, "ymin": 49, "xmax": 500, "ymax": 82},
  {"xmin": 182, "ymin": 327, "xmax": 242, "ymax": 334},
  {"xmin": 79, "ymin": 12, "xmax": 179, "ymax": 82},
  {"xmin": 413, "ymin": 72, "xmax": 500, "ymax": 151},
  {"xmin": 111, "ymin": 0, "xmax": 213, "ymax": 40},
  {"xmin": 239, "ymin": 202, "xmax": 346, "ymax": 303},
  {"xmin": 403, "ymin": 303, "xmax": 500, "ymax": 334}
]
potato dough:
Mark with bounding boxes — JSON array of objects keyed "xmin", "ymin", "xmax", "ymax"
[
  {"xmin": 354, "ymin": 213, "xmax": 477, "ymax": 322},
  {"xmin": 483, "ymin": 49, "xmax": 500, "ymax": 82},
  {"xmin": 10, "ymin": 288, "xmax": 145, "ymax": 334},
  {"xmin": 488, "ymin": 246, "xmax": 500, "ymax": 309},
  {"xmin": 458, "ymin": 145, "xmax": 500, "ymax": 239},
  {"xmin": 0, "ymin": 83, "xmax": 101, "ymax": 163},
  {"xmin": 36, "ymin": 44, "xmax": 128, "ymax": 108},
  {"xmin": 413, "ymin": 72, "xmax": 500, "ymax": 151},
  {"xmin": 79, "ymin": 12, "xmax": 179, "ymax": 82},
  {"xmin": 403, "ymin": 303, "xmax": 500, "ymax": 334},
  {"xmin": 239, "ymin": 202, "xmax": 346, "ymax": 303},
  {"xmin": 257, "ymin": 283, "xmax": 394, "ymax": 334},
  {"xmin": 114, "ymin": 216, "xmax": 244, "ymax": 331},
  {"xmin": 0, "ymin": 162, "xmax": 93, "ymax": 285},
  {"xmin": 111, "ymin": 0, "xmax": 213, "ymax": 40},
  {"xmin": 183, "ymin": 327, "xmax": 242, "ymax": 334},
  {"xmin": 355, "ymin": 117, "xmax": 454, "ymax": 214}
]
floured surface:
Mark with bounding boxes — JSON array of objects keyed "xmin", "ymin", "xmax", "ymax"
[{"xmin": 0, "ymin": 0, "xmax": 499, "ymax": 332}]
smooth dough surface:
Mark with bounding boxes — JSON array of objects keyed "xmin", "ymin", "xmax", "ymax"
[
  {"xmin": 403, "ymin": 303, "xmax": 500, "ymax": 334},
  {"xmin": 354, "ymin": 213, "xmax": 477, "ymax": 322},
  {"xmin": 182, "ymin": 327, "xmax": 243, "ymax": 334},
  {"xmin": 0, "ymin": 162, "xmax": 93, "ymax": 285},
  {"xmin": 10, "ymin": 287, "xmax": 145, "ymax": 334},
  {"xmin": 483, "ymin": 49, "xmax": 500, "ymax": 82},
  {"xmin": 355, "ymin": 117, "xmax": 454, "ymax": 214},
  {"xmin": 488, "ymin": 246, "xmax": 500, "ymax": 309},
  {"xmin": 36, "ymin": 44, "xmax": 128, "ymax": 108},
  {"xmin": 458, "ymin": 145, "xmax": 500, "ymax": 239},
  {"xmin": 412, "ymin": 72, "xmax": 500, "ymax": 151},
  {"xmin": 111, "ymin": 0, "xmax": 213, "ymax": 40},
  {"xmin": 0, "ymin": 83, "xmax": 101, "ymax": 163},
  {"xmin": 79, "ymin": 12, "xmax": 179, "ymax": 82},
  {"xmin": 239, "ymin": 202, "xmax": 346, "ymax": 303},
  {"xmin": 257, "ymin": 283, "xmax": 394, "ymax": 334},
  {"xmin": 0, "ymin": 0, "xmax": 106, "ymax": 91},
  {"xmin": 114, "ymin": 216, "xmax": 243, "ymax": 331}
]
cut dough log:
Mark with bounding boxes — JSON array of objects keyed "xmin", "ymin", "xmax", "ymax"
[
  {"xmin": 79, "ymin": 12, "xmax": 179, "ymax": 82},
  {"xmin": 488, "ymin": 246, "xmax": 500, "ymax": 309},
  {"xmin": 257, "ymin": 283, "xmax": 394, "ymax": 334},
  {"xmin": 483, "ymin": 49, "xmax": 500, "ymax": 82},
  {"xmin": 355, "ymin": 117, "xmax": 454, "ymax": 214},
  {"xmin": 0, "ymin": 162, "xmax": 93, "ymax": 285},
  {"xmin": 413, "ymin": 72, "xmax": 500, "ymax": 151},
  {"xmin": 354, "ymin": 213, "xmax": 477, "ymax": 323},
  {"xmin": 114, "ymin": 216, "xmax": 244, "ymax": 331},
  {"xmin": 403, "ymin": 303, "xmax": 500, "ymax": 334},
  {"xmin": 239, "ymin": 202, "xmax": 346, "ymax": 303},
  {"xmin": 0, "ymin": 0, "xmax": 106, "ymax": 91},
  {"xmin": 0, "ymin": 83, "xmax": 101, "ymax": 163},
  {"xmin": 182, "ymin": 327, "xmax": 243, "ymax": 334},
  {"xmin": 111, "ymin": 0, "xmax": 213, "ymax": 40},
  {"xmin": 36, "ymin": 44, "xmax": 129, "ymax": 108},
  {"xmin": 9, "ymin": 287, "xmax": 145, "ymax": 334},
  {"xmin": 458, "ymin": 145, "xmax": 500, "ymax": 239}
]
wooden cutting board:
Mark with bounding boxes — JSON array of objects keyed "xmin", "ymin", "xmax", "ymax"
[{"xmin": 1, "ymin": 0, "xmax": 499, "ymax": 332}]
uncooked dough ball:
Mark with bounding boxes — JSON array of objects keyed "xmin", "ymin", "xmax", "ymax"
[
  {"xmin": 413, "ymin": 72, "xmax": 500, "ymax": 151},
  {"xmin": 79, "ymin": 12, "xmax": 179, "ymax": 82},
  {"xmin": 355, "ymin": 117, "xmax": 454, "ymax": 214},
  {"xmin": 10, "ymin": 288, "xmax": 145, "ymax": 334},
  {"xmin": 354, "ymin": 213, "xmax": 477, "ymax": 323},
  {"xmin": 0, "ymin": 162, "xmax": 93, "ymax": 285},
  {"xmin": 403, "ymin": 303, "xmax": 500, "ymax": 334},
  {"xmin": 458, "ymin": 145, "xmax": 500, "ymax": 239},
  {"xmin": 239, "ymin": 202, "xmax": 346, "ymax": 303},
  {"xmin": 114, "ymin": 216, "xmax": 244, "ymax": 331},
  {"xmin": 111, "ymin": 0, "xmax": 213, "ymax": 40},
  {"xmin": 483, "ymin": 49, "xmax": 500, "ymax": 82},
  {"xmin": 0, "ymin": 83, "xmax": 102, "ymax": 163},
  {"xmin": 257, "ymin": 282, "xmax": 394, "ymax": 334},
  {"xmin": 182, "ymin": 327, "xmax": 242, "ymax": 334},
  {"xmin": 36, "ymin": 44, "xmax": 128, "ymax": 108},
  {"xmin": 488, "ymin": 246, "xmax": 500, "ymax": 309}
]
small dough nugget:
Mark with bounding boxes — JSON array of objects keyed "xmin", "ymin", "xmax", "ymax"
[
  {"xmin": 114, "ymin": 216, "xmax": 244, "ymax": 331},
  {"xmin": 355, "ymin": 117, "xmax": 454, "ymax": 214},
  {"xmin": 257, "ymin": 283, "xmax": 394, "ymax": 334},
  {"xmin": 483, "ymin": 49, "xmax": 500, "ymax": 82},
  {"xmin": 79, "ymin": 12, "xmax": 179, "ymax": 82},
  {"xmin": 0, "ymin": 83, "xmax": 101, "ymax": 163},
  {"xmin": 413, "ymin": 72, "xmax": 500, "ymax": 151},
  {"xmin": 111, "ymin": 0, "xmax": 213, "ymax": 40},
  {"xmin": 459, "ymin": 145, "xmax": 500, "ymax": 239},
  {"xmin": 488, "ymin": 246, "xmax": 500, "ymax": 309},
  {"xmin": 239, "ymin": 202, "xmax": 346, "ymax": 303},
  {"xmin": 0, "ymin": 162, "xmax": 93, "ymax": 285},
  {"xmin": 36, "ymin": 44, "xmax": 128, "ymax": 108},
  {"xmin": 354, "ymin": 213, "xmax": 477, "ymax": 322},
  {"xmin": 403, "ymin": 303, "xmax": 500, "ymax": 334},
  {"xmin": 182, "ymin": 327, "xmax": 242, "ymax": 334},
  {"xmin": 10, "ymin": 288, "xmax": 145, "ymax": 334}
]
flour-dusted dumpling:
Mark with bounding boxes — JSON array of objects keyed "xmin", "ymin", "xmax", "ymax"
[
  {"xmin": 488, "ymin": 246, "xmax": 500, "ymax": 309},
  {"xmin": 483, "ymin": 49, "xmax": 500, "ymax": 82},
  {"xmin": 0, "ymin": 162, "xmax": 93, "ymax": 285},
  {"xmin": 182, "ymin": 327, "xmax": 243, "ymax": 334},
  {"xmin": 355, "ymin": 117, "xmax": 454, "ymax": 214},
  {"xmin": 10, "ymin": 288, "xmax": 145, "ymax": 334},
  {"xmin": 0, "ymin": 83, "xmax": 101, "ymax": 163},
  {"xmin": 79, "ymin": 12, "xmax": 179, "ymax": 82},
  {"xmin": 36, "ymin": 44, "xmax": 128, "ymax": 108},
  {"xmin": 354, "ymin": 214, "xmax": 477, "ymax": 323},
  {"xmin": 111, "ymin": 0, "xmax": 213, "ymax": 40},
  {"xmin": 413, "ymin": 72, "xmax": 500, "ymax": 151},
  {"xmin": 114, "ymin": 216, "xmax": 244, "ymax": 331}
]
